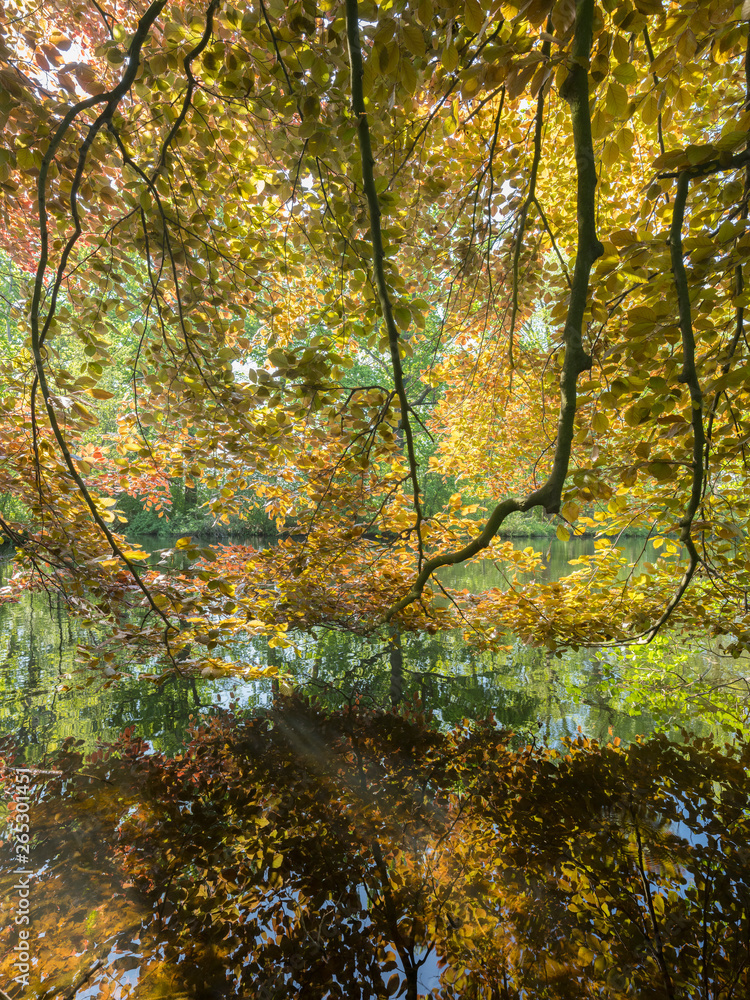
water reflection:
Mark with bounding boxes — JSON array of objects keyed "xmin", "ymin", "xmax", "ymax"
[
  {"xmin": 2, "ymin": 702, "xmax": 748, "ymax": 998},
  {"xmin": 1, "ymin": 534, "xmax": 750, "ymax": 999},
  {"xmin": 0, "ymin": 537, "xmax": 747, "ymax": 765},
  {"xmin": 0, "ymin": 562, "xmax": 218, "ymax": 759}
]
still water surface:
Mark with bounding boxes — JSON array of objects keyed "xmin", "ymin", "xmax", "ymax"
[
  {"xmin": 0, "ymin": 536, "xmax": 746, "ymax": 761},
  {"xmin": 1, "ymin": 536, "xmax": 749, "ymax": 1000}
]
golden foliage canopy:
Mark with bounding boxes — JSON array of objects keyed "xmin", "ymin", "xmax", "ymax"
[{"xmin": 1, "ymin": 0, "xmax": 750, "ymax": 664}]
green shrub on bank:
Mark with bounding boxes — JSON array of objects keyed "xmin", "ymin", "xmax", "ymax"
[{"xmin": 118, "ymin": 481, "xmax": 276, "ymax": 539}]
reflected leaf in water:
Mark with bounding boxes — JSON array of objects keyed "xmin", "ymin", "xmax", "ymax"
[
  {"xmin": 1, "ymin": 705, "xmax": 749, "ymax": 998},
  {"xmin": 593, "ymin": 636, "xmax": 750, "ymax": 736},
  {"xmin": 2, "ymin": 544, "xmax": 748, "ymax": 764}
]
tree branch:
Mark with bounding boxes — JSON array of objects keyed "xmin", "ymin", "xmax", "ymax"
[
  {"xmin": 29, "ymin": 0, "xmax": 174, "ymax": 628},
  {"xmin": 346, "ymin": 0, "xmax": 425, "ymax": 567},
  {"xmin": 384, "ymin": 0, "xmax": 603, "ymax": 623},
  {"xmin": 643, "ymin": 27, "xmax": 666, "ymax": 158},
  {"xmin": 645, "ymin": 170, "xmax": 704, "ymax": 640},
  {"xmin": 508, "ymin": 26, "xmax": 552, "ymax": 369}
]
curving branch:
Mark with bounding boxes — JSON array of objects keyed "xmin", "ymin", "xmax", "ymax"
[
  {"xmin": 91, "ymin": 0, "xmax": 115, "ymax": 40},
  {"xmin": 384, "ymin": 0, "xmax": 603, "ymax": 623},
  {"xmin": 29, "ymin": 0, "xmax": 173, "ymax": 627},
  {"xmin": 643, "ymin": 27, "xmax": 666, "ymax": 159},
  {"xmin": 154, "ymin": 0, "xmax": 220, "ymax": 171},
  {"xmin": 645, "ymin": 170, "xmax": 704, "ymax": 640},
  {"xmin": 345, "ymin": 0, "xmax": 426, "ymax": 566},
  {"xmin": 29, "ymin": 0, "xmax": 224, "ymax": 642}
]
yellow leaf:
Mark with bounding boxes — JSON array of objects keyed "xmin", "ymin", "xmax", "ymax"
[
  {"xmin": 647, "ymin": 462, "xmax": 673, "ymax": 481},
  {"xmin": 386, "ymin": 39, "xmax": 400, "ymax": 75},
  {"xmin": 650, "ymin": 47, "xmax": 675, "ymax": 76},
  {"xmin": 417, "ymin": 0, "xmax": 433, "ymax": 24},
  {"xmin": 556, "ymin": 524, "xmax": 570, "ymax": 542},
  {"xmin": 613, "ymin": 62, "xmax": 637, "ymax": 86},
  {"xmin": 402, "ymin": 23, "xmax": 425, "ymax": 58},
  {"xmin": 717, "ymin": 220, "xmax": 740, "ymax": 243},
  {"xmin": 605, "ymin": 81, "xmax": 629, "ymax": 119},
  {"xmin": 49, "ymin": 30, "xmax": 72, "ymax": 50},
  {"xmin": 561, "ymin": 502, "xmax": 580, "ymax": 523},
  {"xmin": 401, "ymin": 58, "xmax": 417, "ymax": 94},
  {"xmin": 72, "ymin": 400, "xmax": 97, "ymax": 423},
  {"xmin": 641, "ymin": 91, "xmax": 659, "ymax": 126},
  {"xmin": 442, "ymin": 43, "xmax": 458, "ymax": 73},
  {"xmin": 617, "ymin": 128, "xmax": 634, "ymax": 153},
  {"xmin": 602, "ymin": 140, "xmax": 619, "ymax": 168},
  {"xmin": 464, "ymin": 0, "xmax": 484, "ymax": 33},
  {"xmin": 592, "ymin": 412, "xmax": 609, "ymax": 433}
]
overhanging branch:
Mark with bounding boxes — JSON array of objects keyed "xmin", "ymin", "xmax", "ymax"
[
  {"xmin": 345, "ymin": 0, "xmax": 425, "ymax": 567},
  {"xmin": 645, "ymin": 170, "xmax": 704, "ymax": 640},
  {"xmin": 29, "ymin": 0, "xmax": 173, "ymax": 629},
  {"xmin": 508, "ymin": 24, "xmax": 553, "ymax": 369},
  {"xmin": 383, "ymin": 0, "xmax": 603, "ymax": 623}
]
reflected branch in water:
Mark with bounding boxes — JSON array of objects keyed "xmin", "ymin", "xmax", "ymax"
[{"xmin": 2, "ymin": 701, "xmax": 748, "ymax": 997}]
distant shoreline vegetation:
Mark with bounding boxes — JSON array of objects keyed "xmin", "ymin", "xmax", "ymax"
[{"xmin": 119, "ymin": 503, "xmax": 652, "ymax": 543}]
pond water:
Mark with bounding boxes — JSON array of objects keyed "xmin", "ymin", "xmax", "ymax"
[
  {"xmin": 1, "ymin": 536, "xmax": 750, "ymax": 1000},
  {"xmin": 0, "ymin": 536, "xmax": 747, "ymax": 764}
]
